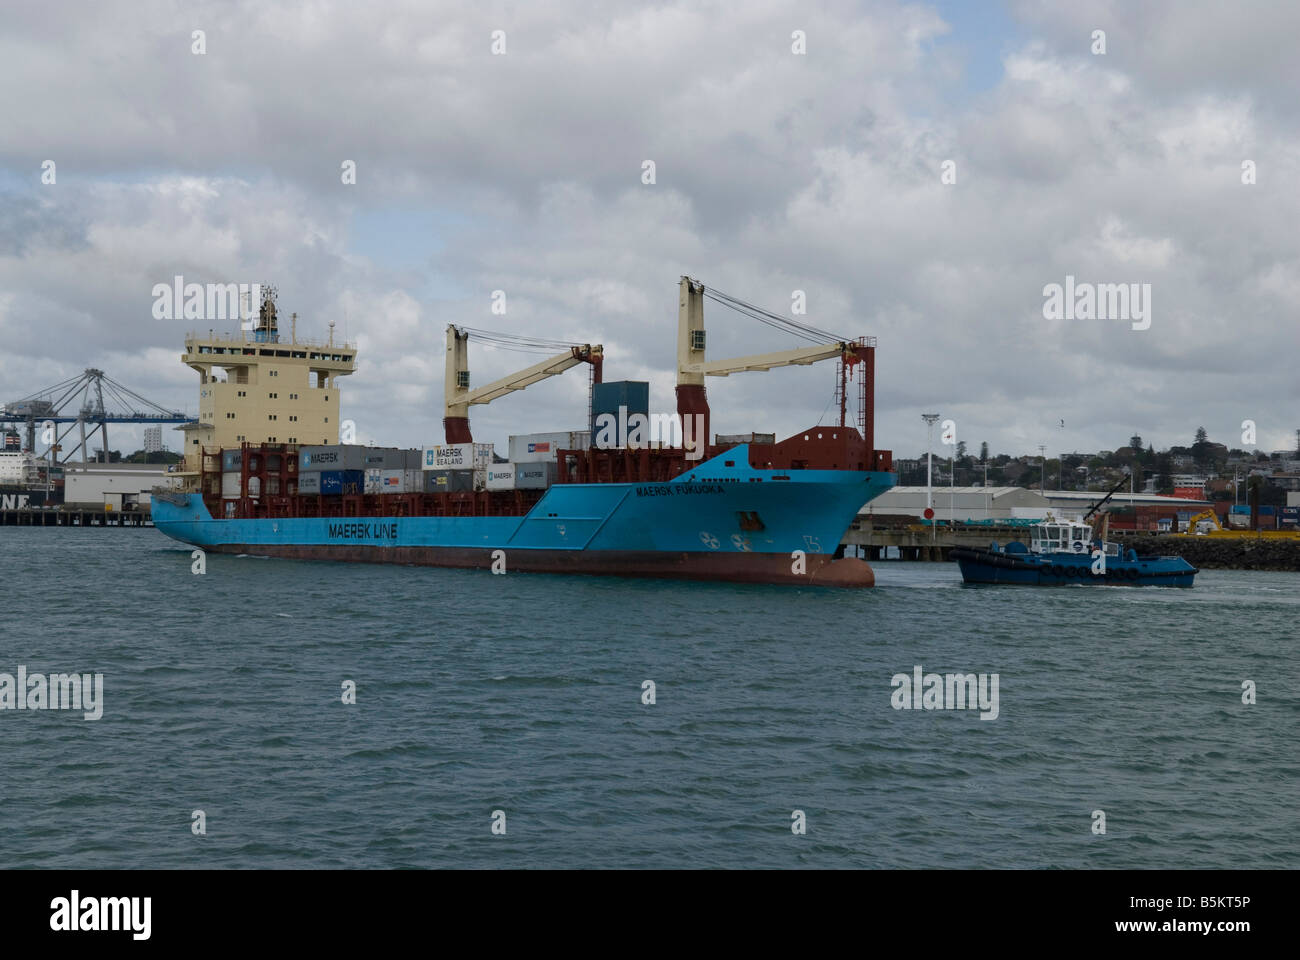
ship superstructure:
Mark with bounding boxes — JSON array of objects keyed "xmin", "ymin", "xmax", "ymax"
[{"xmin": 175, "ymin": 287, "xmax": 357, "ymax": 478}]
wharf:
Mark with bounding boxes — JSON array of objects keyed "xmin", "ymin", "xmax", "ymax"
[
  {"xmin": 0, "ymin": 508, "xmax": 153, "ymax": 527},
  {"xmin": 845, "ymin": 519, "xmax": 1300, "ymax": 570}
]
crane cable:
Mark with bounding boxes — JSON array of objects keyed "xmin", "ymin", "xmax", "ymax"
[
  {"xmin": 700, "ymin": 285, "xmax": 849, "ymax": 344},
  {"xmin": 457, "ymin": 325, "xmax": 595, "ymax": 355}
]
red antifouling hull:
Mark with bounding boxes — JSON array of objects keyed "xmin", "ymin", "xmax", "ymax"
[{"xmin": 206, "ymin": 543, "xmax": 877, "ymax": 587}]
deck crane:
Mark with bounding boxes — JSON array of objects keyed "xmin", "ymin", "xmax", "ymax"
[
  {"xmin": 443, "ymin": 325, "xmax": 603, "ymax": 443},
  {"xmin": 675, "ymin": 277, "xmax": 876, "ymax": 452}
]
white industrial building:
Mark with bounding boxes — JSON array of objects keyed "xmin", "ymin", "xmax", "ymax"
[
  {"xmin": 861, "ymin": 485, "xmax": 1210, "ymax": 522},
  {"xmin": 63, "ymin": 463, "xmax": 168, "ymax": 510}
]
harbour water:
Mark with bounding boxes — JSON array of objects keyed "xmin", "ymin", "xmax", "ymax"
[{"xmin": 1, "ymin": 527, "xmax": 1296, "ymax": 868}]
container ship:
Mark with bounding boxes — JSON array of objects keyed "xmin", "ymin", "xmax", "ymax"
[
  {"xmin": 0, "ymin": 435, "xmax": 62, "ymax": 509},
  {"xmin": 152, "ymin": 278, "xmax": 896, "ymax": 586}
]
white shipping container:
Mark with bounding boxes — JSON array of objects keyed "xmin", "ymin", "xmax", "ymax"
[
  {"xmin": 378, "ymin": 469, "xmax": 407, "ymax": 493},
  {"xmin": 221, "ymin": 472, "xmax": 242, "ymax": 497},
  {"xmin": 404, "ymin": 469, "xmax": 422, "ymax": 492},
  {"xmin": 508, "ymin": 431, "xmax": 589, "ymax": 462},
  {"xmin": 485, "ymin": 465, "xmax": 516, "ymax": 490},
  {"xmin": 422, "ymin": 443, "xmax": 494, "ymax": 470},
  {"xmin": 247, "ymin": 476, "xmax": 262, "ymax": 498},
  {"xmin": 364, "ymin": 468, "xmax": 383, "ymax": 494},
  {"xmin": 298, "ymin": 472, "xmax": 320, "ymax": 494}
]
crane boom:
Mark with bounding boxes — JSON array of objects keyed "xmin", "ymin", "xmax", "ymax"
[
  {"xmin": 462, "ymin": 348, "xmax": 601, "ymax": 406},
  {"xmin": 689, "ymin": 342, "xmax": 855, "ymax": 378},
  {"xmin": 443, "ymin": 325, "xmax": 602, "ymax": 443},
  {"xmin": 675, "ymin": 276, "xmax": 874, "ymax": 450}
]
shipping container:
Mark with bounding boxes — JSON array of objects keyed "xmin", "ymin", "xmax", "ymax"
[
  {"xmin": 364, "ymin": 468, "xmax": 383, "ymax": 494},
  {"xmin": 377, "ymin": 469, "xmax": 407, "ymax": 493},
  {"xmin": 422, "ymin": 443, "xmax": 493, "ymax": 470},
  {"xmin": 425, "ymin": 469, "xmax": 476, "ymax": 493},
  {"xmin": 320, "ymin": 470, "xmax": 363, "ymax": 495},
  {"xmin": 221, "ymin": 450, "xmax": 242, "ymax": 472},
  {"xmin": 299, "ymin": 445, "xmax": 368, "ymax": 471},
  {"xmin": 515, "ymin": 461, "xmax": 556, "ymax": 489},
  {"xmin": 403, "ymin": 449, "xmax": 424, "ymax": 471},
  {"xmin": 478, "ymin": 462, "xmax": 558, "ymax": 490},
  {"xmin": 248, "ymin": 476, "xmax": 262, "ymax": 498},
  {"xmin": 591, "ymin": 380, "xmax": 650, "ymax": 427},
  {"xmin": 220, "ymin": 472, "xmax": 242, "ymax": 497},
  {"xmin": 508, "ymin": 431, "xmax": 590, "ymax": 462},
  {"xmin": 360, "ymin": 448, "xmax": 407, "ymax": 469},
  {"xmin": 716, "ymin": 433, "xmax": 777, "ymax": 446},
  {"xmin": 298, "ymin": 472, "xmax": 320, "ymax": 495}
]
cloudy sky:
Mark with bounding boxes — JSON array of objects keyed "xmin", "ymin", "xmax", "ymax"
[{"xmin": 2, "ymin": 0, "xmax": 1297, "ymax": 462}]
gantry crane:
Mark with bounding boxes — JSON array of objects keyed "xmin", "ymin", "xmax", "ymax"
[
  {"xmin": 443, "ymin": 325, "xmax": 603, "ymax": 443},
  {"xmin": 675, "ymin": 276, "xmax": 875, "ymax": 452}
]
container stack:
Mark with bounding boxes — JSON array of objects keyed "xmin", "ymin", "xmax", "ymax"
[
  {"xmin": 422, "ymin": 442, "xmax": 494, "ymax": 494},
  {"xmin": 485, "ymin": 461, "xmax": 557, "ymax": 490},
  {"xmin": 297, "ymin": 445, "xmax": 398, "ymax": 497}
]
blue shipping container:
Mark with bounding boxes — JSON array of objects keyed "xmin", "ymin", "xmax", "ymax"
[
  {"xmin": 591, "ymin": 380, "xmax": 650, "ymax": 426},
  {"xmin": 320, "ymin": 470, "xmax": 363, "ymax": 495}
]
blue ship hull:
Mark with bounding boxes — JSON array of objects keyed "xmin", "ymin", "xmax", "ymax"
[
  {"xmin": 153, "ymin": 446, "xmax": 896, "ymax": 587},
  {"xmin": 950, "ymin": 544, "xmax": 1197, "ymax": 587}
]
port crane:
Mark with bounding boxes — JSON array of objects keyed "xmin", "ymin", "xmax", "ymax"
[
  {"xmin": 0, "ymin": 368, "xmax": 189, "ymax": 464},
  {"xmin": 675, "ymin": 276, "xmax": 876, "ymax": 452},
  {"xmin": 443, "ymin": 325, "xmax": 603, "ymax": 443}
]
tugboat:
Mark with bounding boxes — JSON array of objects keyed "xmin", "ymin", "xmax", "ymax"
[{"xmin": 949, "ymin": 480, "xmax": 1197, "ymax": 587}]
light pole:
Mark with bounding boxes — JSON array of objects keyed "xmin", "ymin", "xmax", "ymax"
[
  {"xmin": 1038, "ymin": 443, "xmax": 1047, "ymax": 495},
  {"xmin": 922, "ymin": 414, "xmax": 939, "ymax": 515},
  {"xmin": 1058, "ymin": 419, "xmax": 1065, "ymax": 490}
]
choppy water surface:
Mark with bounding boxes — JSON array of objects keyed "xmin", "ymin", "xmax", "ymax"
[{"xmin": 1, "ymin": 527, "xmax": 1295, "ymax": 868}]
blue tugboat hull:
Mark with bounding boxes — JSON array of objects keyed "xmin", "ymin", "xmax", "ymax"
[{"xmin": 950, "ymin": 546, "xmax": 1197, "ymax": 587}]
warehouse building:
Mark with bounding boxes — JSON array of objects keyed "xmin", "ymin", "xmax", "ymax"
[
  {"xmin": 63, "ymin": 463, "xmax": 169, "ymax": 510},
  {"xmin": 861, "ymin": 486, "xmax": 1211, "ymax": 523}
]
